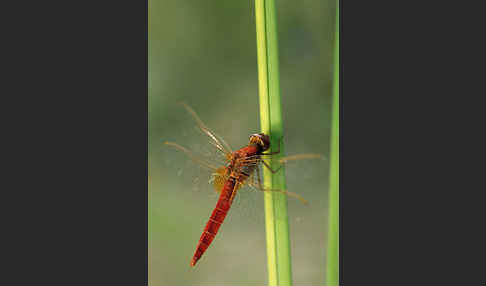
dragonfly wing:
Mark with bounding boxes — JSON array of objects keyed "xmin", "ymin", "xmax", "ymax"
[
  {"xmin": 278, "ymin": 153, "xmax": 323, "ymax": 164},
  {"xmin": 238, "ymin": 153, "xmax": 323, "ymax": 173},
  {"xmin": 246, "ymin": 164, "xmax": 309, "ymax": 205},
  {"xmin": 164, "ymin": 141, "xmax": 219, "ymax": 172},
  {"xmin": 180, "ymin": 102, "xmax": 233, "ymax": 157}
]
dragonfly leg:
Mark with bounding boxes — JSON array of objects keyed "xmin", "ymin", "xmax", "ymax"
[
  {"xmin": 261, "ymin": 160, "xmax": 282, "ymax": 174},
  {"xmin": 256, "ymin": 164, "xmax": 263, "ymax": 189},
  {"xmin": 229, "ymin": 181, "xmax": 240, "ymax": 203}
]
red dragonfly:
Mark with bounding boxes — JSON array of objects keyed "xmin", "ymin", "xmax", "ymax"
[{"xmin": 164, "ymin": 103, "xmax": 321, "ymax": 267}]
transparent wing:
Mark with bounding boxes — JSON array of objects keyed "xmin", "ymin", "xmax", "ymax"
[
  {"xmin": 245, "ymin": 164, "xmax": 309, "ymax": 204},
  {"xmin": 164, "ymin": 141, "xmax": 219, "ymax": 172},
  {"xmin": 180, "ymin": 102, "xmax": 233, "ymax": 157},
  {"xmin": 278, "ymin": 153, "xmax": 323, "ymax": 164},
  {"xmin": 234, "ymin": 153, "xmax": 324, "ymax": 204},
  {"xmin": 235, "ymin": 153, "xmax": 323, "ymax": 170}
]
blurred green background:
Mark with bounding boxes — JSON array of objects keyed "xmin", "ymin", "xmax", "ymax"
[{"xmin": 149, "ymin": 1, "xmax": 336, "ymax": 285}]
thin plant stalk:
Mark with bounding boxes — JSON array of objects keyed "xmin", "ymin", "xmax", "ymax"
[
  {"xmin": 327, "ymin": 1, "xmax": 339, "ymax": 286},
  {"xmin": 254, "ymin": 1, "xmax": 293, "ymax": 286}
]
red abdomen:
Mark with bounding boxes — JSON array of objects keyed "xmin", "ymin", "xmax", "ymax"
[{"xmin": 190, "ymin": 178, "xmax": 236, "ymax": 266}]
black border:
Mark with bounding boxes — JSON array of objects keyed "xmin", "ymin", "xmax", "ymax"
[
  {"xmin": 339, "ymin": 0, "xmax": 464, "ymax": 284},
  {"xmin": 8, "ymin": 0, "xmax": 149, "ymax": 284}
]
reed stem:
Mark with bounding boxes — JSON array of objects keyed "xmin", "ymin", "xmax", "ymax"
[
  {"xmin": 254, "ymin": 1, "xmax": 293, "ymax": 286},
  {"xmin": 327, "ymin": 1, "xmax": 339, "ymax": 286}
]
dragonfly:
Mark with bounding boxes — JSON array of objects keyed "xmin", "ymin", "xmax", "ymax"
[{"xmin": 164, "ymin": 102, "xmax": 321, "ymax": 267}]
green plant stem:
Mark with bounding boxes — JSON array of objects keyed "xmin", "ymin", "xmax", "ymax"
[
  {"xmin": 327, "ymin": 1, "xmax": 339, "ymax": 286},
  {"xmin": 254, "ymin": 1, "xmax": 292, "ymax": 286}
]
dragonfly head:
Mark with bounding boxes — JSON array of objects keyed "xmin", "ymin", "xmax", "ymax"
[{"xmin": 249, "ymin": 133, "xmax": 270, "ymax": 151}]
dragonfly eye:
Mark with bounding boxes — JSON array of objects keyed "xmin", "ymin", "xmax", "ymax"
[{"xmin": 249, "ymin": 133, "xmax": 270, "ymax": 151}]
